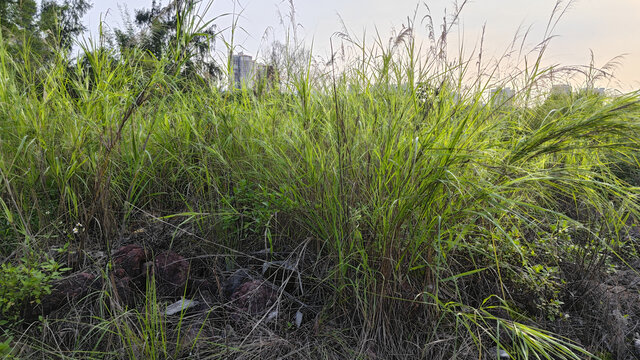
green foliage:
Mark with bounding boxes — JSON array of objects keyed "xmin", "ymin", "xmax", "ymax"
[
  {"xmin": 522, "ymin": 263, "xmax": 565, "ymax": 321},
  {"xmin": 0, "ymin": 217, "xmax": 14, "ymax": 255},
  {"xmin": 0, "ymin": 336, "xmax": 13, "ymax": 358},
  {"xmin": 0, "ymin": 255, "xmax": 68, "ymax": 323},
  {"xmin": 39, "ymin": 0, "xmax": 91, "ymax": 51},
  {"xmin": 0, "ymin": 0, "xmax": 39, "ymax": 33},
  {"xmin": 0, "ymin": 1, "xmax": 639, "ymax": 358},
  {"xmin": 220, "ymin": 179, "xmax": 297, "ymax": 238},
  {"xmin": 441, "ymin": 296, "xmax": 595, "ymax": 360},
  {"xmin": 114, "ymin": 0, "xmax": 221, "ymax": 82},
  {"xmin": 0, "ymin": 0, "xmax": 90, "ymax": 58}
]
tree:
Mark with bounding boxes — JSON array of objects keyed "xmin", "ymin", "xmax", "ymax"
[
  {"xmin": 0, "ymin": 0, "xmax": 91, "ymax": 59},
  {"xmin": 114, "ymin": 0, "xmax": 221, "ymax": 82},
  {"xmin": 0, "ymin": 0, "xmax": 40, "ymax": 48},
  {"xmin": 39, "ymin": 0, "xmax": 92, "ymax": 52}
]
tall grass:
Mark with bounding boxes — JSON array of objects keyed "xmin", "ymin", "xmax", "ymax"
[{"xmin": 1, "ymin": 1, "xmax": 639, "ymax": 358}]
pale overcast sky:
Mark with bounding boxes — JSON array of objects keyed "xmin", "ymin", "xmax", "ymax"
[{"xmin": 82, "ymin": 0, "xmax": 640, "ymax": 91}]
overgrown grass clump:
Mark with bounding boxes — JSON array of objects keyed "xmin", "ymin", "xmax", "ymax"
[{"xmin": 1, "ymin": 3, "xmax": 640, "ymax": 359}]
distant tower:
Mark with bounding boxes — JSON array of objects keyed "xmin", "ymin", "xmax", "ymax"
[
  {"xmin": 551, "ymin": 84, "xmax": 572, "ymax": 96},
  {"xmin": 489, "ymin": 87, "xmax": 515, "ymax": 107},
  {"xmin": 232, "ymin": 53, "xmax": 255, "ymax": 89},
  {"xmin": 255, "ymin": 64, "xmax": 278, "ymax": 92}
]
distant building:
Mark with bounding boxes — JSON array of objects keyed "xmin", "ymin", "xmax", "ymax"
[
  {"xmin": 489, "ymin": 87, "xmax": 515, "ymax": 107},
  {"xmin": 232, "ymin": 53, "xmax": 255, "ymax": 89},
  {"xmin": 255, "ymin": 64, "xmax": 278, "ymax": 91},
  {"xmin": 452, "ymin": 91, "xmax": 461, "ymax": 104},
  {"xmin": 551, "ymin": 84, "xmax": 572, "ymax": 96},
  {"xmin": 581, "ymin": 87, "xmax": 605, "ymax": 96}
]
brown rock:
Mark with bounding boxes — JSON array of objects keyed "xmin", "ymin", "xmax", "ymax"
[
  {"xmin": 111, "ymin": 273, "xmax": 136, "ymax": 307},
  {"xmin": 27, "ymin": 272, "xmax": 99, "ymax": 319},
  {"xmin": 189, "ymin": 278, "xmax": 216, "ymax": 296},
  {"xmin": 154, "ymin": 251, "xmax": 189, "ymax": 297},
  {"xmin": 230, "ymin": 280, "xmax": 277, "ymax": 316},
  {"xmin": 223, "ymin": 269, "xmax": 250, "ymax": 299},
  {"xmin": 112, "ymin": 244, "xmax": 148, "ymax": 289}
]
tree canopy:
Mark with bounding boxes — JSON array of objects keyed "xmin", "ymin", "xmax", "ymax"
[{"xmin": 0, "ymin": 0, "xmax": 91, "ymax": 58}]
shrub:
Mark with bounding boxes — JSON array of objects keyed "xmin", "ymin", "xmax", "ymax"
[{"xmin": 0, "ymin": 255, "xmax": 67, "ymax": 324}]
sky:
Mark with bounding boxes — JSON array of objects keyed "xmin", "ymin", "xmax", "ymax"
[{"xmin": 81, "ymin": 0, "xmax": 640, "ymax": 91}]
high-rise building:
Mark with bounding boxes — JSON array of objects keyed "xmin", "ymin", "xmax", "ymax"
[
  {"xmin": 582, "ymin": 87, "xmax": 605, "ymax": 96},
  {"xmin": 551, "ymin": 84, "xmax": 572, "ymax": 96},
  {"xmin": 232, "ymin": 53, "xmax": 255, "ymax": 89},
  {"xmin": 489, "ymin": 87, "xmax": 515, "ymax": 107}
]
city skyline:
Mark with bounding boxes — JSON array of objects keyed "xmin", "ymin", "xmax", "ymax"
[{"xmin": 81, "ymin": 0, "xmax": 640, "ymax": 91}]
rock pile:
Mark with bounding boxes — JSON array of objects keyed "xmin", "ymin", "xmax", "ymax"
[
  {"xmin": 112, "ymin": 244, "xmax": 148, "ymax": 290},
  {"xmin": 25, "ymin": 272, "xmax": 100, "ymax": 320},
  {"xmin": 30, "ymin": 244, "xmax": 283, "ymax": 323}
]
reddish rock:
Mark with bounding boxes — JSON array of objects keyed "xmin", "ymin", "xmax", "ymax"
[
  {"xmin": 110, "ymin": 244, "xmax": 149, "ymax": 306},
  {"xmin": 189, "ymin": 278, "xmax": 216, "ymax": 296},
  {"xmin": 223, "ymin": 269, "xmax": 250, "ymax": 299},
  {"xmin": 111, "ymin": 274, "xmax": 136, "ymax": 307},
  {"xmin": 154, "ymin": 251, "xmax": 189, "ymax": 297},
  {"xmin": 230, "ymin": 280, "xmax": 277, "ymax": 316},
  {"xmin": 112, "ymin": 244, "xmax": 148, "ymax": 289},
  {"xmin": 114, "ymin": 268, "xmax": 126, "ymax": 278},
  {"xmin": 27, "ymin": 272, "xmax": 100, "ymax": 319}
]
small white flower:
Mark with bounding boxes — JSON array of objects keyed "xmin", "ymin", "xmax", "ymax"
[
  {"xmin": 72, "ymin": 227, "xmax": 79, "ymax": 234},
  {"xmin": 45, "ymin": 211, "xmax": 50, "ymax": 215}
]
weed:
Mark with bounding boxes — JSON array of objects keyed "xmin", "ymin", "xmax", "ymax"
[{"xmin": 0, "ymin": 254, "xmax": 68, "ymax": 323}]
